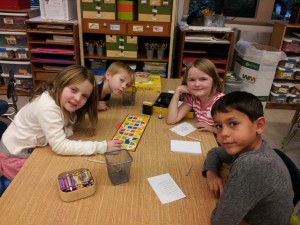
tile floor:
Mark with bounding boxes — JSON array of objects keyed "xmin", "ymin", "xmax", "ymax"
[{"xmin": 1, "ymin": 95, "xmax": 300, "ymax": 169}]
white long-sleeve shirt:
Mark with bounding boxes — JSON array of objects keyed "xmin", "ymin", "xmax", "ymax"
[{"xmin": 2, "ymin": 92, "xmax": 107, "ymax": 157}]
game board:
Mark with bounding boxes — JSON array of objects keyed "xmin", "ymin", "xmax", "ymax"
[{"xmin": 113, "ymin": 114, "xmax": 151, "ymax": 151}]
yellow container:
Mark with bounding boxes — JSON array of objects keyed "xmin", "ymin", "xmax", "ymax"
[{"xmin": 275, "ymin": 66, "xmax": 295, "ymax": 79}]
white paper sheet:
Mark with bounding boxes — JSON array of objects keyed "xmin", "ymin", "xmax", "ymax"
[
  {"xmin": 147, "ymin": 173, "xmax": 186, "ymax": 204},
  {"xmin": 170, "ymin": 122, "xmax": 197, "ymax": 136},
  {"xmin": 171, "ymin": 140, "xmax": 202, "ymax": 154}
]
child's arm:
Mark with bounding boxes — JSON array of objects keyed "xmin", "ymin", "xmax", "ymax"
[
  {"xmin": 194, "ymin": 121, "xmax": 217, "ymax": 134},
  {"xmin": 97, "ymin": 101, "xmax": 108, "ymax": 111},
  {"xmin": 166, "ymin": 85, "xmax": 192, "ymax": 124},
  {"xmin": 202, "ymin": 147, "xmax": 234, "ymax": 196}
]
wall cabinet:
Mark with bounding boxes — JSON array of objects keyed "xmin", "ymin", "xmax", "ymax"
[
  {"xmin": 26, "ymin": 17, "xmax": 80, "ymax": 92},
  {"xmin": 174, "ymin": 25, "xmax": 235, "ymax": 81},
  {"xmin": 77, "ymin": 0, "xmax": 177, "ymax": 78},
  {"xmin": 268, "ymin": 21, "xmax": 300, "ymax": 110},
  {"xmin": 0, "ymin": 8, "xmax": 39, "ymax": 95}
]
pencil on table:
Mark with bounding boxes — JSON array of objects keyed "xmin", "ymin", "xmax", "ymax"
[
  {"xmin": 88, "ymin": 159, "xmax": 106, "ymax": 164},
  {"xmin": 186, "ymin": 136, "xmax": 202, "ymax": 142},
  {"xmin": 185, "ymin": 164, "xmax": 192, "ymax": 176}
]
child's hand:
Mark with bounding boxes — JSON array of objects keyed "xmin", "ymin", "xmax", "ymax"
[
  {"xmin": 194, "ymin": 122, "xmax": 216, "ymax": 133},
  {"xmin": 97, "ymin": 101, "xmax": 108, "ymax": 111},
  {"xmin": 176, "ymin": 85, "xmax": 190, "ymax": 95},
  {"xmin": 107, "ymin": 140, "xmax": 122, "ymax": 151},
  {"xmin": 206, "ymin": 170, "xmax": 224, "ymax": 197}
]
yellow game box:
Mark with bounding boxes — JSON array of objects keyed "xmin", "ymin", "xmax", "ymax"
[
  {"xmin": 153, "ymin": 92, "xmax": 194, "ymax": 119},
  {"xmin": 128, "ymin": 75, "xmax": 161, "ymax": 93}
]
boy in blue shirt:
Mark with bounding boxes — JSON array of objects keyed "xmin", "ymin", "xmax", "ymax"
[{"xmin": 203, "ymin": 91, "xmax": 293, "ymax": 225}]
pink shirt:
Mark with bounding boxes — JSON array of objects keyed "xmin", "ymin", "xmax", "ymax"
[{"xmin": 184, "ymin": 93, "xmax": 224, "ymax": 126}]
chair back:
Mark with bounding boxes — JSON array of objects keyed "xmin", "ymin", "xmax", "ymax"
[{"xmin": 274, "ymin": 149, "xmax": 300, "ymax": 206}]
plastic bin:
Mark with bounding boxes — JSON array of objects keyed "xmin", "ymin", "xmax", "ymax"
[
  {"xmin": 286, "ymin": 93, "xmax": 300, "ymax": 104},
  {"xmin": 275, "ymin": 67, "xmax": 295, "ymax": 79},
  {"xmin": 282, "ymin": 37, "xmax": 300, "ymax": 52},
  {"xmin": 271, "ymin": 82, "xmax": 292, "ymax": 94},
  {"xmin": 0, "ymin": 31, "xmax": 27, "ymax": 48},
  {"xmin": 0, "ymin": 12, "xmax": 27, "ymax": 29},
  {"xmin": 269, "ymin": 92, "xmax": 287, "ymax": 103},
  {"xmin": 13, "ymin": 48, "xmax": 29, "ymax": 59},
  {"xmin": 0, "ymin": 47, "xmax": 14, "ymax": 59},
  {"xmin": 1, "ymin": 73, "xmax": 33, "ymax": 89},
  {"xmin": 0, "ymin": 60, "xmax": 31, "ymax": 75},
  {"xmin": 225, "ymin": 76, "xmax": 243, "ymax": 94}
]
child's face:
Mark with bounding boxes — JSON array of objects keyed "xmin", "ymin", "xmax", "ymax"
[
  {"xmin": 61, "ymin": 80, "xmax": 93, "ymax": 112},
  {"xmin": 186, "ymin": 67, "xmax": 213, "ymax": 98},
  {"xmin": 213, "ymin": 109, "xmax": 265, "ymax": 155},
  {"xmin": 106, "ymin": 72, "xmax": 132, "ymax": 95}
]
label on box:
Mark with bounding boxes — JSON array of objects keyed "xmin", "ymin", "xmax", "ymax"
[
  {"xmin": 110, "ymin": 24, "xmax": 120, "ymax": 31},
  {"xmin": 88, "ymin": 23, "xmax": 100, "ymax": 30},
  {"xmin": 133, "ymin": 25, "xmax": 143, "ymax": 32},
  {"xmin": 153, "ymin": 26, "xmax": 163, "ymax": 32}
]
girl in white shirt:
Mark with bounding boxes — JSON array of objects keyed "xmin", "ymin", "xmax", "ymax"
[
  {"xmin": 0, "ymin": 65, "xmax": 122, "ymax": 183},
  {"xmin": 167, "ymin": 58, "xmax": 224, "ymax": 134}
]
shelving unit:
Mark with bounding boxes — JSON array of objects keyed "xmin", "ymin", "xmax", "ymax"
[
  {"xmin": 26, "ymin": 17, "xmax": 80, "ymax": 92},
  {"xmin": 174, "ymin": 25, "xmax": 235, "ymax": 81},
  {"xmin": 268, "ymin": 21, "xmax": 300, "ymax": 110},
  {"xmin": 76, "ymin": 0, "xmax": 177, "ymax": 78},
  {"xmin": 0, "ymin": 7, "xmax": 40, "ymax": 95}
]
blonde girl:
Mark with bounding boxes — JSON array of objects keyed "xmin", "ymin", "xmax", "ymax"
[
  {"xmin": 0, "ymin": 65, "xmax": 121, "ymax": 183},
  {"xmin": 167, "ymin": 58, "xmax": 224, "ymax": 134}
]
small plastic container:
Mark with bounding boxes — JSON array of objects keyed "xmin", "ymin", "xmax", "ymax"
[
  {"xmin": 57, "ymin": 168, "xmax": 96, "ymax": 202},
  {"xmin": 0, "ymin": 12, "xmax": 27, "ymax": 29},
  {"xmin": 271, "ymin": 82, "xmax": 292, "ymax": 94},
  {"xmin": 104, "ymin": 149, "xmax": 133, "ymax": 185},
  {"xmin": 275, "ymin": 67, "xmax": 295, "ymax": 79},
  {"xmin": 0, "ymin": 60, "xmax": 31, "ymax": 75},
  {"xmin": 282, "ymin": 37, "xmax": 300, "ymax": 52},
  {"xmin": 13, "ymin": 48, "xmax": 29, "ymax": 59},
  {"xmin": 0, "ymin": 47, "xmax": 15, "ymax": 59},
  {"xmin": 289, "ymin": 84, "xmax": 300, "ymax": 95},
  {"xmin": 225, "ymin": 77, "xmax": 243, "ymax": 94},
  {"xmin": 0, "ymin": 31, "xmax": 27, "ymax": 48},
  {"xmin": 278, "ymin": 57, "xmax": 298, "ymax": 69},
  {"xmin": 294, "ymin": 68, "xmax": 300, "ymax": 80},
  {"xmin": 286, "ymin": 93, "xmax": 300, "ymax": 104},
  {"xmin": 1, "ymin": 73, "xmax": 33, "ymax": 89},
  {"xmin": 269, "ymin": 92, "xmax": 288, "ymax": 103}
]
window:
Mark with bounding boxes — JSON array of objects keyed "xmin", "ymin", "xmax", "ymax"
[
  {"xmin": 271, "ymin": 0, "xmax": 295, "ymax": 21},
  {"xmin": 188, "ymin": 0, "xmax": 258, "ymax": 18},
  {"xmin": 181, "ymin": 0, "xmax": 296, "ymax": 24}
]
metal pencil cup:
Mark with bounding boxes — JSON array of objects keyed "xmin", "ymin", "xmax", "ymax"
[{"xmin": 104, "ymin": 149, "xmax": 133, "ymax": 185}]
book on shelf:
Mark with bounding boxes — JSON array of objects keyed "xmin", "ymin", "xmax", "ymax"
[{"xmin": 53, "ymin": 35, "xmax": 74, "ymax": 42}]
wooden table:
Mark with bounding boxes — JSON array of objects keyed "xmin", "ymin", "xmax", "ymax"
[{"xmin": 0, "ymin": 79, "xmax": 218, "ymax": 225}]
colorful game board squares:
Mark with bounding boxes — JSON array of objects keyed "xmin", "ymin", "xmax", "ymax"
[{"xmin": 113, "ymin": 114, "xmax": 150, "ymax": 151}]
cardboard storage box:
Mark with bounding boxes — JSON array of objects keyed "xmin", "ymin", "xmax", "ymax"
[
  {"xmin": 128, "ymin": 75, "xmax": 161, "ymax": 93},
  {"xmin": 138, "ymin": 0, "xmax": 172, "ymax": 22},
  {"xmin": 39, "ymin": 0, "xmax": 77, "ymax": 20},
  {"xmin": 234, "ymin": 40, "xmax": 286, "ymax": 106},
  {"xmin": 117, "ymin": 1, "xmax": 137, "ymax": 21},
  {"xmin": 106, "ymin": 34, "xmax": 138, "ymax": 58},
  {"xmin": 81, "ymin": 1, "xmax": 116, "ymax": 20}
]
